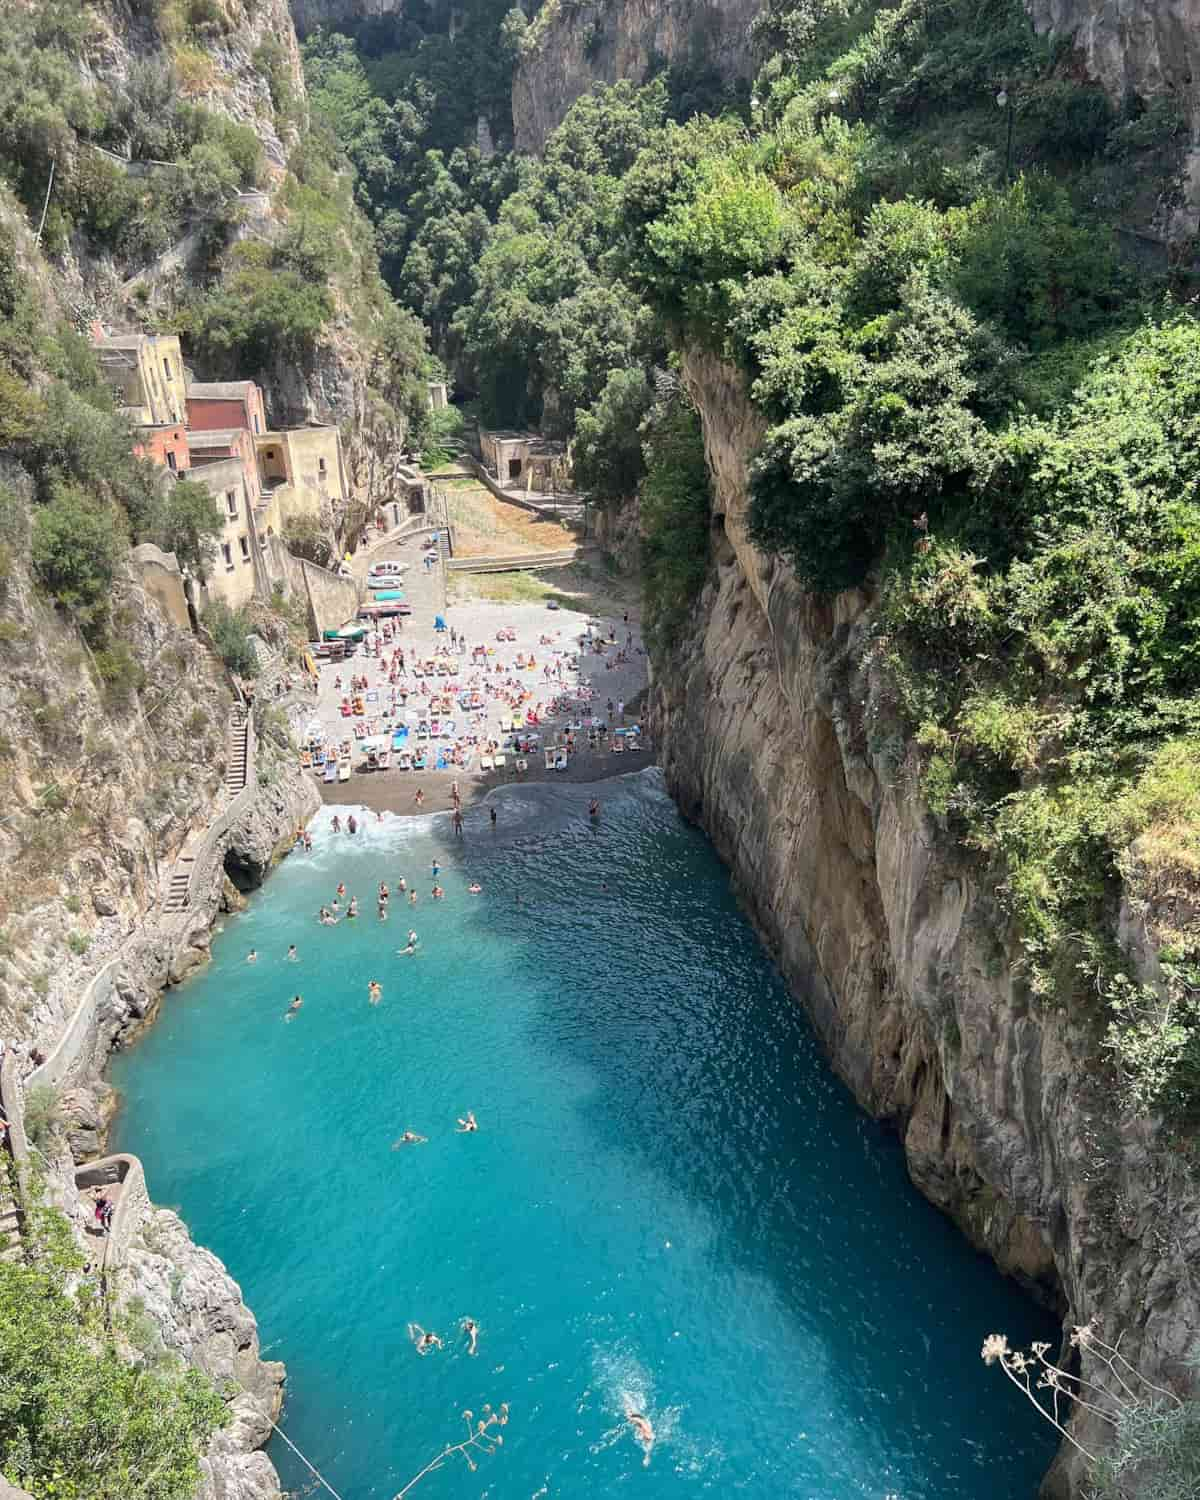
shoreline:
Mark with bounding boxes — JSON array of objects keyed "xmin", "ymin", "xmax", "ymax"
[{"xmin": 316, "ymin": 747, "xmax": 658, "ymax": 817}]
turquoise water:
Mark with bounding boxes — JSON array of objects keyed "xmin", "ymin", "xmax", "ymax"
[{"xmin": 112, "ymin": 771, "xmax": 1056, "ymax": 1499}]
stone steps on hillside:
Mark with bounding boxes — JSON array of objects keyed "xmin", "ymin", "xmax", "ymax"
[
  {"xmin": 226, "ymin": 710, "xmax": 249, "ymax": 795},
  {"xmin": 0, "ymin": 1176, "xmax": 22, "ymax": 1263},
  {"xmin": 161, "ymin": 855, "xmax": 195, "ymax": 915}
]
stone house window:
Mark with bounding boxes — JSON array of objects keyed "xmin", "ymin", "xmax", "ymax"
[
  {"xmin": 239, "ymin": 536, "xmax": 250, "ymax": 561},
  {"xmin": 222, "ymin": 542, "xmax": 233, "ymax": 569},
  {"xmin": 226, "ymin": 491, "xmax": 238, "ymax": 518},
  {"xmin": 166, "ymin": 451, "xmax": 177, "ymax": 472}
]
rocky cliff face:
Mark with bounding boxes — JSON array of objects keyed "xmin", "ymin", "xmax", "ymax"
[
  {"xmin": 652, "ymin": 348, "xmax": 1200, "ymax": 1491},
  {"xmin": 512, "ymin": 0, "xmax": 761, "ymax": 153}
]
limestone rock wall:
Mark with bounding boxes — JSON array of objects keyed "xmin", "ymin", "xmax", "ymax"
[
  {"xmin": 512, "ymin": 0, "xmax": 762, "ymax": 153},
  {"xmin": 652, "ymin": 347, "xmax": 1200, "ymax": 1490}
]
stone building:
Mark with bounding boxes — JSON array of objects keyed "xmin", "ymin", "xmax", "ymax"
[
  {"xmin": 93, "ymin": 332, "xmax": 188, "ymax": 426},
  {"xmin": 255, "ymin": 425, "xmax": 348, "ymax": 534},
  {"xmin": 133, "ymin": 422, "xmax": 190, "ymax": 474},
  {"xmin": 189, "ymin": 458, "xmax": 264, "ymax": 610},
  {"xmin": 479, "ymin": 428, "xmax": 569, "ymax": 494},
  {"xmin": 186, "ymin": 379, "xmax": 268, "ymax": 438}
]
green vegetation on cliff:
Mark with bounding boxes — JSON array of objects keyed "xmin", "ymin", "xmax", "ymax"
[{"xmin": 0, "ymin": 1195, "xmax": 227, "ymax": 1500}]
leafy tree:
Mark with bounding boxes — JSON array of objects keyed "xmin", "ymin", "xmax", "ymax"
[
  {"xmin": 0, "ymin": 1203, "xmax": 227, "ymax": 1499},
  {"xmin": 202, "ymin": 600, "xmax": 259, "ymax": 677},
  {"xmin": 574, "ymin": 367, "xmax": 652, "ymax": 505},
  {"xmin": 640, "ymin": 387, "xmax": 712, "ymax": 650},
  {"xmin": 31, "ymin": 483, "xmax": 124, "ymax": 627},
  {"xmin": 152, "ymin": 477, "xmax": 223, "ymax": 580}
]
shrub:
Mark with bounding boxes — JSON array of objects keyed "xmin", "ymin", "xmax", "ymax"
[
  {"xmin": 0, "ymin": 1204, "xmax": 228, "ymax": 1498},
  {"xmin": 202, "ymin": 600, "xmax": 258, "ymax": 677},
  {"xmin": 31, "ymin": 484, "xmax": 124, "ymax": 629},
  {"xmin": 22, "ymin": 1083, "xmax": 63, "ymax": 1150}
]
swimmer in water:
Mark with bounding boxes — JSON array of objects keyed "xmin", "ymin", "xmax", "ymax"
[
  {"xmin": 398, "ymin": 877, "xmax": 407, "ymax": 893},
  {"xmin": 336, "ymin": 883, "xmax": 346, "ymax": 899},
  {"xmin": 456, "ymin": 1112, "xmax": 478, "ymax": 1133},
  {"xmin": 589, "ymin": 798, "xmax": 599, "ymax": 818},
  {"xmin": 348, "ymin": 897, "xmax": 359, "ymax": 919},
  {"xmin": 286, "ymin": 945, "xmax": 297, "ymax": 961},
  {"xmin": 468, "ymin": 883, "xmax": 482, "ymax": 894},
  {"xmin": 368, "ymin": 980, "xmax": 382, "ymax": 1005},
  {"xmin": 409, "ymin": 1324, "xmax": 442, "ymax": 1355},
  {"xmin": 461, "ymin": 1317, "xmax": 479, "ymax": 1356},
  {"xmin": 409, "ymin": 890, "xmax": 418, "ymax": 906},
  {"xmin": 284, "ymin": 996, "xmax": 302, "ymax": 1020},
  {"xmin": 624, "ymin": 1404, "xmax": 654, "ymax": 1461},
  {"xmin": 391, "ymin": 1131, "xmax": 427, "ymax": 1148},
  {"xmin": 246, "ymin": 949, "xmax": 257, "ymax": 963},
  {"xmin": 398, "ymin": 930, "xmax": 418, "ymax": 955}
]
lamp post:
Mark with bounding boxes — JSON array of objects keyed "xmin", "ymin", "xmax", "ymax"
[{"xmin": 996, "ymin": 87, "xmax": 1015, "ymax": 185}]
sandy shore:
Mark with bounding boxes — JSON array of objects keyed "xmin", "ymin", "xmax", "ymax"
[{"xmin": 302, "ymin": 527, "xmax": 653, "ymax": 818}]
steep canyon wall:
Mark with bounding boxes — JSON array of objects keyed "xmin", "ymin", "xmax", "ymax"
[{"xmin": 651, "ymin": 349, "xmax": 1200, "ymax": 1491}]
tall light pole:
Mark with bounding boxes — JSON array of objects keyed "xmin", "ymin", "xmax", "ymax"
[{"xmin": 996, "ymin": 88, "xmax": 1015, "ymax": 185}]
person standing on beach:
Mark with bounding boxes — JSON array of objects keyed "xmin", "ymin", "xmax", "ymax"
[{"xmin": 453, "ymin": 808, "xmax": 463, "ymax": 837}]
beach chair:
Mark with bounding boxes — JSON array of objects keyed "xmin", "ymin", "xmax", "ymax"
[
  {"xmin": 397, "ymin": 751, "xmax": 412, "ymax": 771},
  {"xmin": 515, "ymin": 758, "xmax": 528, "ymax": 775},
  {"xmin": 554, "ymin": 751, "xmax": 568, "ymax": 771},
  {"xmin": 493, "ymin": 753, "xmax": 507, "ymax": 769},
  {"xmin": 480, "ymin": 755, "xmax": 494, "ymax": 771},
  {"xmin": 300, "ymin": 748, "xmax": 312, "ymax": 768},
  {"xmin": 412, "ymin": 750, "xmax": 427, "ymax": 770}
]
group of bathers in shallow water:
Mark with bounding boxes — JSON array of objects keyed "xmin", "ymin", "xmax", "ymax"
[{"xmin": 310, "ymin": 864, "xmax": 483, "ymax": 928}]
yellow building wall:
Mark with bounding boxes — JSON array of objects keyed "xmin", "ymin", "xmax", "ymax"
[
  {"xmin": 194, "ymin": 460, "xmax": 259, "ymax": 610},
  {"xmin": 134, "ymin": 336, "xmax": 187, "ymax": 426},
  {"xmin": 264, "ymin": 427, "xmax": 346, "ymax": 525}
]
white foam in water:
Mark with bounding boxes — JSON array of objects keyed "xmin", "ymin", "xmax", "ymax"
[
  {"xmin": 302, "ymin": 767, "xmax": 668, "ymax": 855},
  {"xmin": 587, "ymin": 1342, "xmax": 686, "ymax": 1470}
]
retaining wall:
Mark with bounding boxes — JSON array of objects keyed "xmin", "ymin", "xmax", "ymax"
[
  {"xmin": 0, "ymin": 1050, "xmax": 29, "ymax": 1172},
  {"xmin": 75, "ymin": 1155, "xmax": 150, "ymax": 1270},
  {"xmin": 446, "ymin": 546, "xmax": 591, "ymax": 573}
]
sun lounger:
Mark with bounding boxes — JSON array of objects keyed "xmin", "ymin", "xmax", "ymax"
[
  {"xmin": 480, "ymin": 755, "xmax": 494, "ymax": 771},
  {"xmin": 554, "ymin": 752, "xmax": 568, "ymax": 771},
  {"xmin": 338, "ymin": 759, "xmax": 350, "ymax": 782},
  {"xmin": 493, "ymin": 753, "xmax": 506, "ymax": 768}
]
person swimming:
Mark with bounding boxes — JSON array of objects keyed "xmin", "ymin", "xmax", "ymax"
[
  {"xmin": 284, "ymin": 996, "xmax": 302, "ymax": 1021},
  {"xmin": 467, "ymin": 883, "xmax": 482, "ymax": 894},
  {"xmin": 246, "ymin": 949, "xmax": 257, "ymax": 963},
  {"xmin": 368, "ymin": 980, "xmax": 382, "ymax": 1004},
  {"xmin": 399, "ymin": 930, "xmax": 418, "ymax": 955},
  {"xmin": 624, "ymin": 1403, "xmax": 654, "ymax": 1461},
  {"xmin": 589, "ymin": 798, "xmax": 600, "ymax": 818},
  {"xmin": 409, "ymin": 1324, "xmax": 442, "ymax": 1355},
  {"xmin": 431, "ymin": 884, "xmax": 444, "ymax": 899},
  {"xmin": 409, "ymin": 890, "xmax": 418, "ymax": 905},
  {"xmin": 336, "ymin": 883, "xmax": 346, "ymax": 900},
  {"xmin": 397, "ymin": 877, "xmax": 407, "ymax": 893},
  {"xmin": 286, "ymin": 945, "xmax": 298, "ymax": 961},
  {"xmin": 461, "ymin": 1317, "xmax": 479, "ymax": 1356},
  {"xmin": 392, "ymin": 1131, "xmax": 427, "ymax": 1148},
  {"xmin": 456, "ymin": 1112, "xmax": 478, "ymax": 1133},
  {"xmin": 348, "ymin": 897, "xmax": 359, "ymax": 919}
]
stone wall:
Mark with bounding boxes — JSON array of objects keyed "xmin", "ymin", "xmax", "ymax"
[
  {"xmin": 74, "ymin": 1154, "xmax": 150, "ymax": 1270},
  {"xmin": 264, "ymin": 538, "xmax": 360, "ymax": 635},
  {"xmin": 132, "ymin": 543, "xmax": 191, "ymax": 631}
]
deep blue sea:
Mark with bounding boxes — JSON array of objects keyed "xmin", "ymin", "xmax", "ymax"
[{"xmin": 111, "ymin": 770, "xmax": 1057, "ymax": 1500}]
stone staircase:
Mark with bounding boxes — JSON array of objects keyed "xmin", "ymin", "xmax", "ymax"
[
  {"xmin": 161, "ymin": 854, "xmax": 195, "ymax": 915},
  {"xmin": 226, "ymin": 707, "xmax": 249, "ymax": 795},
  {"xmin": 0, "ymin": 1160, "xmax": 22, "ymax": 1264}
]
